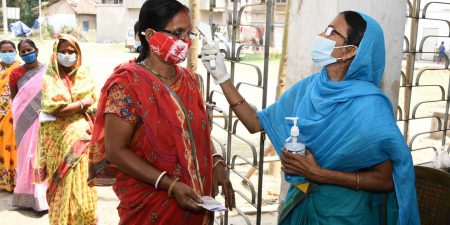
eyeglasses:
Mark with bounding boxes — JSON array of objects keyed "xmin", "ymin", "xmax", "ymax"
[
  {"xmin": 324, "ymin": 25, "xmax": 349, "ymax": 43},
  {"xmin": 160, "ymin": 29, "xmax": 198, "ymax": 40}
]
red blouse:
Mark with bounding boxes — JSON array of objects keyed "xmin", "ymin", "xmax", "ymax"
[{"xmin": 9, "ymin": 66, "xmax": 26, "ymax": 88}]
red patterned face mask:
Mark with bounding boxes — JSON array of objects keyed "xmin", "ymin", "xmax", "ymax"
[{"xmin": 148, "ymin": 31, "xmax": 192, "ymax": 64}]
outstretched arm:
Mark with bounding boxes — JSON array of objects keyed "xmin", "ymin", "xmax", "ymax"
[
  {"xmin": 201, "ymin": 41, "xmax": 263, "ymax": 133},
  {"xmin": 219, "ymin": 80, "xmax": 263, "ymax": 133}
]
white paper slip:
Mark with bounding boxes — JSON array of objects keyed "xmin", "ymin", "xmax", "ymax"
[
  {"xmin": 39, "ymin": 112, "xmax": 57, "ymax": 122},
  {"xmin": 196, "ymin": 196, "xmax": 227, "ymax": 212}
]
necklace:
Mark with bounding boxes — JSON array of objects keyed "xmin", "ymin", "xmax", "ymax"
[{"xmin": 141, "ymin": 60, "xmax": 177, "ymax": 82}]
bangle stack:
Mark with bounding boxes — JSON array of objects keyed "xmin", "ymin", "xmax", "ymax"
[
  {"xmin": 168, "ymin": 177, "xmax": 180, "ymax": 198},
  {"xmin": 155, "ymin": 171, "xmax": 167, "ymax": 189}
]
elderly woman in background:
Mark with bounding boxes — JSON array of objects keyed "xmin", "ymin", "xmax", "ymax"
[
  {"xmin": 34, "ymin": 34, "xmax": 97, "ymax": 225},
  {"xmin": 202, "ymin": 11, "xmax": 420, "ymax": 225},
  {"xmin": 10, "ymin": 39, "xmax": 48, "ymax": 212},
  {"xmin": 0, "ymin": 40, "xmax": 20, "ymax": 192}
]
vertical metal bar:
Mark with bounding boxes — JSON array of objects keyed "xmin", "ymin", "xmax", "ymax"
[
  {"xmin": 442, "ymin": 71, "xmax": 450, "ymax": 149},
  {"xmin": 403, "ymin": 0, "xmax": 421, "ymax": 142},
  {"xmin": 207, "ymin": 0, "xmax": 215, "ymax": 103},
  {"xmin": 223, "ymin": 1, "xmax": 239, "ymax": 225},
  {"xmin": 256, "ymin": 1, "xmax": 274, "ymax": 225}
]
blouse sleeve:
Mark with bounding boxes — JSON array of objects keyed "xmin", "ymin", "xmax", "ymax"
[
  {"xmin": 9, "ymin": 67, "xmax": 23, "ymax": 89},
  {"xmin": 105, "ymin": 84, "xmax": 140, "ymax": 125}
]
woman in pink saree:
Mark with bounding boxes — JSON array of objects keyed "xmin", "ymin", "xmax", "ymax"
[{"xmin": 10, "ymin": 39, "xmax": 48, "ymax": 212}]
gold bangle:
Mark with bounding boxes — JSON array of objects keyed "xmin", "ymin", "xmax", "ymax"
[
  {"xmin": 230, "ymin": 98, "xmax": 245, "ymax": 108},
  {"xmin": 213, "ymin": 159, "xmax": 225, "ymax": 168},
  {"xmin": 168, "ymin": 177, "xmax": 180, "ymax": 198},
  {"xmin": 355, "ymin": 171, "xmax": 360, "ymax": 191}
]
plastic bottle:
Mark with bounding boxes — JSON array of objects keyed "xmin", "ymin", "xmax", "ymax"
[
  {"xmin": 284, "ymin": 117, "xmax": 306, "ymax": 184},
  {"xmin": 284, "ymin": 117, "xmax": 305, "ymax": 155}
]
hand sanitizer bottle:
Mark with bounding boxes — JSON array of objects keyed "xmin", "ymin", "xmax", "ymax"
[
  {"xmin": 284, "ymin": 117, "xmax": 306, "ymax": 184},
  {"xmin": 284, "ymin": 117, "xmax": 305, "ymax": 155}
]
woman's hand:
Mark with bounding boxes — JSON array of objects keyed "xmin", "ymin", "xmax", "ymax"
[
  {"xmin": 172, "ymin": 182, "xmax": 204, "ymax": 212},
  {"xmin": 212, "ymin": 158, "xmax": 235, "ymax": 210},
  {"xmin": 200, "ymin": 40, "xmax": 230, "ymax": 84},
  {"xmin": 281, "ymin": 149, "xmax": 324, "ymax": 182}
]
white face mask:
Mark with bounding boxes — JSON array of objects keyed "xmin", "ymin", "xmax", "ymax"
[
  {"xmin": 311, "ymin": 35, "xmax": 355, "ymax": 68},
  {"xmin": 57, "ymin": 52, "xmax": 77, "ymax": 67}
]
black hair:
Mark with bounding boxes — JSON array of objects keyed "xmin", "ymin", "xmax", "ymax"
[
  {"xmin": 340, "ymin": 11, "xmax": 367, "ymax": 46},
  {"xmin": 137, "ymin": 0, "xmax": 189, "ymax": 62},
  {"xmin": 134, "ymin": 21, "xmax": 139, "ymax": 36},
  {"xmin": 18, "ymin": 39, "xmax": 37, "ymax": 52},
  {"xmin": 0, "ymin": 40, "xmax": 16, "ymax": 51}
]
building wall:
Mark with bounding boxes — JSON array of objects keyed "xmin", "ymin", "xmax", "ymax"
[
  {"xmin": 123, "ymin": 0, "xmax": 146, "ymax": 8},
  {"xmin": 77, "ymin": 14, "xmax": 97, "ymax": 40},
  {"xmin": 44, "ymin": 1, "xmax": 77, "ymax": 33},
  {"xmin": 96, "ymin": 5, "xmax": 139, "ymax": 43}
]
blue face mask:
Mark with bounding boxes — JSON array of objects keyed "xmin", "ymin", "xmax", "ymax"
[
  {"xmin": 311, "ymin": 35, "xmax": 355, "ymax": 68},
  {"xmin": 0, "ymin": 52, "xmax": 17, "ymax": 65},
  {"xmin": 20, "ymin": 51, "xmax": 37, "ymax": 64}
]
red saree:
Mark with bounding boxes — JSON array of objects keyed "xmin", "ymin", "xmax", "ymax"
[{"xmin": 89, "ymin": 64, "xmax": 212, "ymax": 225}]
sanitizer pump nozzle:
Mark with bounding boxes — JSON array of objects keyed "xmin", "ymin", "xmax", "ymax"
[
  {"xmin": 286, "ymin": 117, "xmax": 299, "ymax": 137},
  {"xmin": 284, "ymin": 117, "xmax": 305, "ymax": 155}
]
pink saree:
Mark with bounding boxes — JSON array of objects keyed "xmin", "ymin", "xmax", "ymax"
[{"xmin": 12, "ymin": 64, "xmax": 48, "ymax": 211}]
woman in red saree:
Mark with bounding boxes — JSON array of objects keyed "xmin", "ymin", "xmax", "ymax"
[{"xmin": 89, "ymin": 1, "xmax": 234, "ymax": 224}]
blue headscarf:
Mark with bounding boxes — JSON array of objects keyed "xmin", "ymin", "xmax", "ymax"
[{"xmin": 257, "ymin": 13, "xmax": 420, "ymax": 225}]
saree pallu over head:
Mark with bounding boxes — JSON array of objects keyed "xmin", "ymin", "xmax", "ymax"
[
  {"xmin": 257, "ymin": 13, "xmax": 420, "ymax": 225},
  {"xmin": 40, "ymin": 34, "xmax": 96, "ymax": 115},
  {"xmin": 89, "ymin": 64, "xmax": 212, "ymax": 224}
]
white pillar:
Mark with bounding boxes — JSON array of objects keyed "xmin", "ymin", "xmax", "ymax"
[{"xmin": 2, "ymin": 0, "xmax": 7, "ymax": 38}]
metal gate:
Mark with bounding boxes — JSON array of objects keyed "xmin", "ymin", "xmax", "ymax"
[
  {"xmin": 401, "ymin": 0, "xmax": 450, "ymax": 164},
  {"xmin": 204, "ymin": 0, "xmax": 275, "ymax": 224}
]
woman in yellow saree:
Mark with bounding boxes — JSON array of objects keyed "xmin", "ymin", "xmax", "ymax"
[
  {"xmin": 34, "ymin": 34, "xmax": 97, "ymax": 225},
  {"xmin": 0, "ymin": 40, "xmax": 20, "ymax": 192}
]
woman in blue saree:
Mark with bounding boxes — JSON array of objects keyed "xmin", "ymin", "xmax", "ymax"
[{"xmin": 201, "ymin": 11, "xmax": 420, "ymax": 225}]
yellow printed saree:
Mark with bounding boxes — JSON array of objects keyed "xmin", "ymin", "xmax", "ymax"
[
  {"xmin": 0, "ymin": 60, "xmax": 20, "ymax": 192},
  {"xmin": 35, "ymin": 34, "xmax": 97, "ymax": 225}
]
